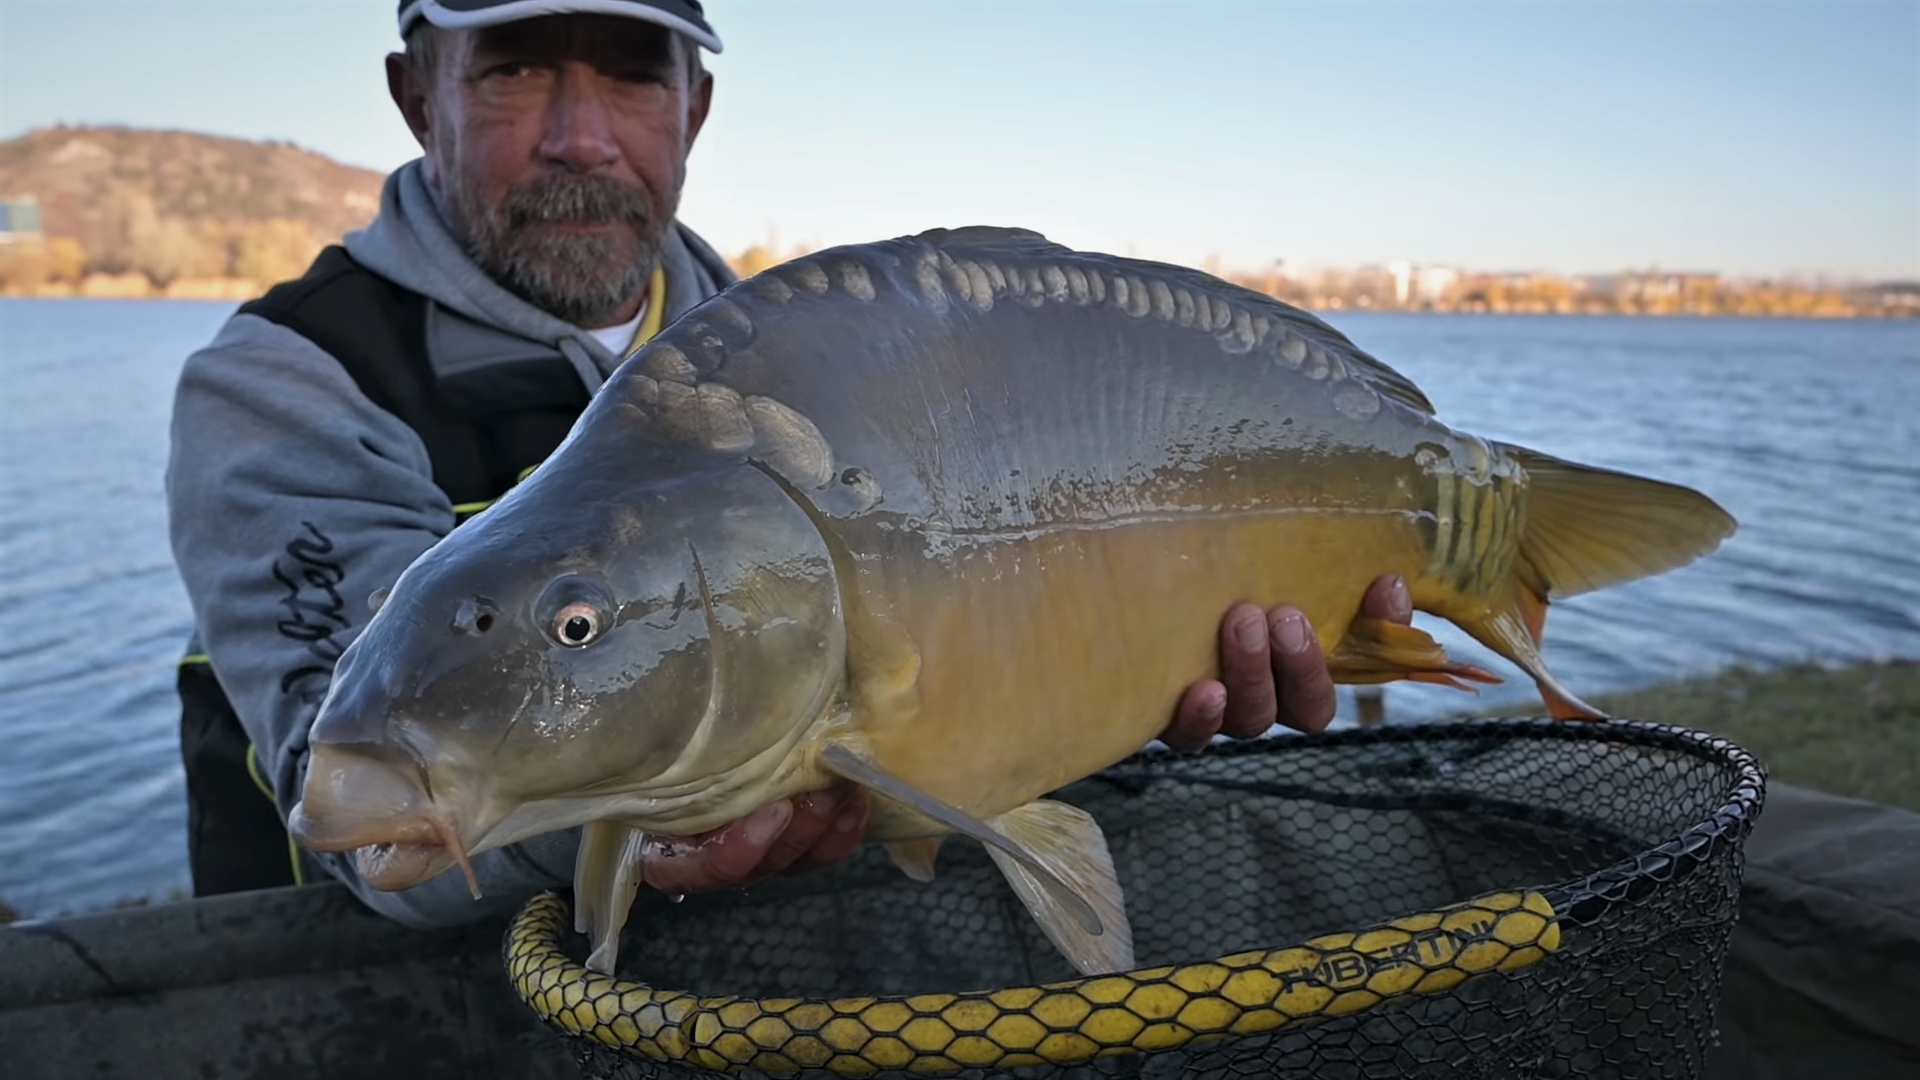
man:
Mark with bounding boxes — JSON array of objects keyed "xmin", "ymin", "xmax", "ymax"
[{"xmin": 166, "ymin": 0, "xmax": 1409, "ymax": 927}]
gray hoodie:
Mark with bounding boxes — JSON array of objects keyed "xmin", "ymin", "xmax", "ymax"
[{"xmin": 165, "ymin": 160, "xmax": 736, "ymax": 926}]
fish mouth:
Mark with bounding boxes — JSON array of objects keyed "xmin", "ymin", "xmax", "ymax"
[
  {"xmin": 289, "ymin": 804, "xmax": 479, "ymax": 893},
  {"xmin": 353, "ymin": 840, "xmax": 459, "ymax": 891},
  {"xmin": 294, "ymin": 813, "xmax": 481, "ymax": 896},
  {"xmin": 290, "ymin": 745, "xmax": 485, "ymax": 897}
]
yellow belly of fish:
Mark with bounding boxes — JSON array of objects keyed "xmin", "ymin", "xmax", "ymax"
[{"xmin": 853, "ymin": 508, "xmax": 1435, "ymax": 829}]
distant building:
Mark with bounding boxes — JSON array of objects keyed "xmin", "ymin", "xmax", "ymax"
[
  {"xmin": 1622, "ymin": 270, "xmax": 1719, "ymax": 301},
  {"xmin": 1388, "ymin": 260, "xmax": 1460, "ymax": 307},
  {"xmin": 1864, "ymin": 281, "xmax": 1920, "ymax": 312},
  {"xmin": 1416, "ymin": 266, "xmax": 1459, "ymax": 305},
  {"xmin": 0, "ymin": 197, "xmax": 44, "ymax": 244}
]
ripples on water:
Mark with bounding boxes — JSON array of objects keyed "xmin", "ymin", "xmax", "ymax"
[
  {"xmin": 1, "ymin": 300, "xmax": 234, "ymax": 919},
  {"xmin": 0, "ymin": 300, "xmax": 1915, "ymax": 918}
]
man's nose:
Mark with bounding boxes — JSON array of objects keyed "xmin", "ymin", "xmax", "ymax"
[{"xmin": 538, "ymin": 64, "xmax": 620, "ymax": 172}]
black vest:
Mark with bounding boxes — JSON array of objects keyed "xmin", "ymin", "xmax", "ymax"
[{"xmin": 178, "ymin": 246, "xmax": 596, "ymax": 895}]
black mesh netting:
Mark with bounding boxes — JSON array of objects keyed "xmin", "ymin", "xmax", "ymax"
[{"xmin": 504, "ymin": 717, "xmax": 1766, "ymax": 1080}]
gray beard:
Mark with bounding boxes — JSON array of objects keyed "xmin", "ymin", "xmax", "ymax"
[{"xmin": 447, "ymin": 171, "xmax": 667, "ymax": 328}]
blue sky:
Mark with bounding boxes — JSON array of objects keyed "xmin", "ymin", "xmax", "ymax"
[{"xmin": 2, "ymin": 0, "xmax": 1914, "ymax": 279}]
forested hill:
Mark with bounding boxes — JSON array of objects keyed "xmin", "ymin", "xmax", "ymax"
[{"xmin": 0, "ymin": 125, "xmax": 389, "ymax": 291}]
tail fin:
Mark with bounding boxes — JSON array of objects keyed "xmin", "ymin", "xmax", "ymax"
[
  {"xmin": 1503, "ymin": 446, "xmax": 1737, "ymax": 601},
  {"xmin": 1455, "ymin": 448, "xmax": 1737, "ymax": 721}
]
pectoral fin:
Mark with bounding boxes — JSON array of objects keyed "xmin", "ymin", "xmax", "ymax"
[
  {"xmin": 1327, "ymin": 616, "xmax": 1504, "ymax": 692},
  {"xmin": 986, "ymin": 800, "xmax": 1135, "ymax": 976},
  {"xmin": 817, "ymin": 741, "xmax": 1102, "ymax": 937},
  {"xmin": 885, "ymin": 837, "xmax": 945, "ymax": 882},
  {"xmin": 574, "ymin": 819, "xmax": 649, "ymax": 975}
]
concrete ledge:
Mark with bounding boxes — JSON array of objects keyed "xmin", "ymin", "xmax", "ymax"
[
  {"xmin": 1704, "ymin": 783, "xmax": 1920, "ymax": 1080},
  {"xmin": 1, "ymin": 882, "xmax": 577, "ymax": 1079}
]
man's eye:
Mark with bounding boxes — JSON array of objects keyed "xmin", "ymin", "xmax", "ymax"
[{"xmin": 480, "ymin": 62, "xmax": 543, "ymax": 81}]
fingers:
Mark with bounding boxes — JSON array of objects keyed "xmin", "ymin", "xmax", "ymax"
[
  {"xmin": 1216, "ymin": 602, "xmax": 1281, "ymax": 739},
  {"xmin": 1164, "ymin": 680, "xmax": 1227, "ymax": 752},
  {"xmin": 1363, "ymin": 573, "xmax": 1413, "ymax": 625},
  {"xmin": 785, "ymin": 783, "xmax": 870, "ymax": 874},
  {"xmin": 1269, "ymin": 574, "xmax": 1406, "ymax": 732},
  {"xmin": 637, "ymin": 783, "xmax": 870, "ymax": 895},
  {"xmin": 637, "ymin": 802, "xmax": 790, "ymax": 895},
  {"xmin": 752, "ymin": 789, "xmax": 840, "ymax": 880},
  {"xmin": 1160, "ymin": 600, "xmax": 1320, "ymax": 751},
  {"xmin": 1265, "ymin": 606, "xmax": 1337, "ymax": 733},
  {"xmin": 1167, "ymin": 574, "xmax": 1410, "ymax": 749}
]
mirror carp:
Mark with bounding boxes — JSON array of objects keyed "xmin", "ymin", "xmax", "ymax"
[{"xmin": 289, "ymin": 227, "xmax": 1736, "ymax": 978}]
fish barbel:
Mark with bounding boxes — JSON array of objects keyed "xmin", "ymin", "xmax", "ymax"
[{"xmin": 289, "ymin": 227, "xmax": 1735, "ymax": 977}]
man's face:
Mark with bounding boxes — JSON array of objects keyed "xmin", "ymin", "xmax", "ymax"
[{"xmin": 391, "ymin": 15, "xmax": 713, "ymax": 327}]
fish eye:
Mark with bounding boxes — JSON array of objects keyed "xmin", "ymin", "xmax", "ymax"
[
  {"xmin": 536, "ymin": 575, "xmax": 615, "ymax": 649},
  {"xmin": 553, "ymin": 603, "xmax": 603, "ymax": 647}
]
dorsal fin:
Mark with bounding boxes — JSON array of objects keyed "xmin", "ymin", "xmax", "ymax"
[
  {"xmin": 905, "ymin": 227, "xmax": 1438, "ymax": 417},
  {"xmin": 909, "ymin": 225, "xmax": 1067, "ymax": 253}
]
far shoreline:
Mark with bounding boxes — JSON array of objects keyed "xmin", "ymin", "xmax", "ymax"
[{"xmin": 3, "ymin": 289, "xmax": 1912, "ymax": 321}]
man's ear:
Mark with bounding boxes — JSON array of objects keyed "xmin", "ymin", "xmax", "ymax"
[
  {"xmin": 684, "ymin": 67, "xmax": 714, "ymax": 150},
  {"xmin": 387, "ymin": 52, "xmax": 432, "ymax": 151}
]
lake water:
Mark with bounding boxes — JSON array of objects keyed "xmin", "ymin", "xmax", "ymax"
[{"xmin": 2, "ymin": 298, "xmax": 1917, "ymax": 920}]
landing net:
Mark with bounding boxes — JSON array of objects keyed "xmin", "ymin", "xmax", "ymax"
[{"xmin": 507, "ymin": 718, "xmax": 1764, "ymax": 1079}]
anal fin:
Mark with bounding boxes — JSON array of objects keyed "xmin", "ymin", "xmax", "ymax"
[
  {"xmin": 1458, "ymin": 605, "xmax": 1610, "ymax": 721},
  {"xmin": 986, "ymin": 800, "xmax": 1135, "ymax": 976},
  {"xmin": 574, "ymin": 819, "xmax": 649, "ymax": 975},
  {"xmin": 1328, "ymin": 616, "xmax": 1505, "ymax": 693},
  {"xmin": 817, "ymin": 741, "xmax": 1105, "ymax": 940},
  {"xmin": 885, "ymin": 837, "xmax": 945, "ymax": 883}
]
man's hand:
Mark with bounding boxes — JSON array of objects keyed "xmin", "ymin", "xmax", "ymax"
[
  {"xmin": 637, "ymin": 780, "xmax": 870, "ymax": 895},
  {"xmin": 634, "ymin": 574, "xmax": 1413, "ymax": 892},
  {"xmin": 1161, "ymin": 574, "xmax": 1412, "ymax": 751}
]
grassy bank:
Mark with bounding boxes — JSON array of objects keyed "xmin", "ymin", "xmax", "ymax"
[{"xmin": 1576, "ymin": 659, "xmax": 1919, "ymax": 814}]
